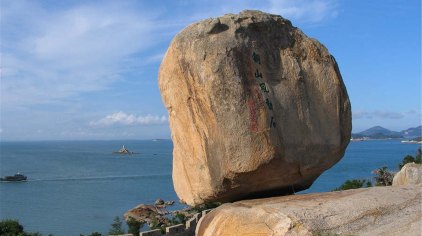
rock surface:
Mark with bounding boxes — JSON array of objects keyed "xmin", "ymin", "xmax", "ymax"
[
  {"xmin": 393, "ymin": 163, "xmax": 422, "ymax": 186},
  {"xmin": 196, "ymin": 184, "xmax": 422, "ymax": 236},
  {"xmin": 124, "ymin": 204, "xmax": 169, "ymax": 223},
  {"xmin": 159, "ymin": 10, "xmax": 351, "ymax": 206}
]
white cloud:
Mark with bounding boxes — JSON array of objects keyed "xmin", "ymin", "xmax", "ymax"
[
  {"xmin": 1, "ymin": 0, "xmax": 341, "ymax": 141},
  {"xmin": 353, "ymin": 110, "xmax": 405, "ymax": 120},
  {"xmin": 1, "ymin": 0, "xmax": 338, "ymax": 108},
  {"xmin": 1, "ymin": 1, "xmax": 166, "ymax": 107},
  {"xmin": 90, "ymin": 112, "xmax": 168, "ymax": 127}
]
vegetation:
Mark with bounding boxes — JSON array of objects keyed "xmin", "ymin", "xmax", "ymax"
[
  {"xmin": 372, "ymin": 166, "xmax": 394, "ymax": 186},
  {"xmin": 188, "ymin": 202, "xmax": 221, "ymax": 213},
  {"xmin": 170, "ymin": 213, "xmax": 187, "ymax": 225},
  {"xmin": 334, "ymin": 148, "xmax": 421, "ymax": 190},
  {"xmin": 147, "ymin": 201, "xmax": 221, "ymax": 234},
  {"xmin": 108, "ymin": 216, "xmax": 125, "ymax": 235},
  {"xmin": 88, "ymin": 233, "xmax": 102, "ymax": 236},
  {"xmin": 399, "ymin": 148, "xmax": 421, "ymax": 169},
  {"xmin": 126, "ymin": 217, "xmax": 143, "ymax": 236},
  {"xmin": 80, "ymin": 233, "xmax": 102, "ymax": 236},
  {"xmin": 0, "ymin": 219, "xmax": 42, "ymax": 236},
  {"xmin": 332, "ymin": 179, "xmax": 372, "ymax": 191},
  {"xmin": 0, "ymin": 219, "xmax": 24, "ymax": 236},
  {"xmin": 149, "ymin": 214, "xmax": 166, "ymax": 234}
]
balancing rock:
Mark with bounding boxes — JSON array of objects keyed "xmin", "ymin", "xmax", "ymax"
[{"xmin": 158, "ymin": 10, "xmax": 351, "ymax": 206}]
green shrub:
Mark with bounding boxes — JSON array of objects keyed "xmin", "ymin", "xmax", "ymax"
[
  {"xmin": 399, "ymin": 148, "xmax": 422, "ymax": 169},
  {"xmin": 373, "ymin": 166, "xmax": 394, "ymax": 186},
  {"xmin": 399, "ymin": 155, "xmax": 416, "ymax": 169},
  {"xmin": 0, "ymin": 219, "xmax": 43, "ymax": 236},
  {"xmin": 126, "ymin": 217, "xmax": 143, "ymax": 236},
  {"xmin": 189, "ymin": 202, "xmax": 221, "ymax": 213},
  {"xmin": 332, "ymin": 179, "xmax": 372, "ymax": 191},
  {"xmin": 108, "ymin": 216, "xmax": 124, "ymax": 235},
  {"xmin": 149, "ymin": 215, "xmax": 166, "ymax": 234},
  {"xmin": 0, "ymin": 219, "xmax": 24, "ymax": 235},
  {"xmin": 171, "ymin": 213, "xmax": 187, "ymax": 225},
  {"xmin": 416, "ymin": 149, "xmax": 422, "ymax": 164},
  {"xmin": 88, "ymin": 232, "xmax": 102, "ymax": 236}
]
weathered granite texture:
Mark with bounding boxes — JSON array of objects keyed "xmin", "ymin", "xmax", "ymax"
[
  {"xmin": 159, "ymin": 10, "xmax": 351, "ymax": 206},
  {"xmin": 393, "ymin": 163, "xmax": 422, "ymax": 186},
  {"xmin": 196, "ymin": 184, "xmax": 422, "ymax": 236}
]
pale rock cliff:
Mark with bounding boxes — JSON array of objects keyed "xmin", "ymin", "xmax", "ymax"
[{"xmin": 393, "ymin": 163, "xmax": 422, "ymax": 186}]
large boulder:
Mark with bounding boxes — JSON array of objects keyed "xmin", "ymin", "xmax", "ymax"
[
  {"xmin": 392, "ymin": 163, "xmax": 422, "ymax": 186},
  {"xmin": 159, "ymin": 10, "xmax": 351, "ymax": 206},
  {"xmin": 196, "ymin": 184, "xmax": 422, "ymax": 236}
]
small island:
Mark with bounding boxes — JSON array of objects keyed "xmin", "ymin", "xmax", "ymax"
[{"xmin": 113, "ymin": 145, "xmax": 134, "ymax": 155}]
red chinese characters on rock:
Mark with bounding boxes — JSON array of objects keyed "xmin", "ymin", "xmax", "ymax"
[
  {"xmin": 247, "ymin": 51, "xmax": 276, "ymax": 132},
  {"xmin": 247, "ymin": 98, "xmax": 258, "ymax": 132}
]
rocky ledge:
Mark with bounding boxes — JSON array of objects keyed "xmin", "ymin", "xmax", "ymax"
[{"xmin": 196, "ymin": 183, "xmax": 422, "ymax": 236}]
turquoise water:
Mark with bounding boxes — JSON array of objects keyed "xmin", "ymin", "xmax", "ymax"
[
  {"xmin": 305, "ymin": 140, "xmax": 421, "ymax": 193},
  {"xmin": 0, "ymin": 139, "xmax": 420, "ymax": 235},
  {"xmin": 0, "ymin": 140, "xmax": 177, "ymax": 235}
]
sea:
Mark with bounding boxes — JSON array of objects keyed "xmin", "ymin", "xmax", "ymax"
[{"xmin": 0, "ymin": 139, "xmax": 420, "ymax": 235}]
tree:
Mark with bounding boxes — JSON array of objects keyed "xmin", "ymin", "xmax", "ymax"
[
  {"xmin": 126, "ymin": 217, "xmax": 143, "ymax": 236},
  {"xmin": 398, "ymin": 148, "xmax": 421, "ymax": 169},
  {"xmin": 0, "ymin": 220, "xmax": 43, "ymax": 236},
  {"xmin": 332, "ymin": 179, "xmax": 372, "ymax": 191},
  {"xmin": 399, "ymin": 155, "xmax": 416, "ymax": 169},
  {"xmin": 415, "ymin": 148, "xmax": 421, "ymax": 164},
  {"xmin": 108, "ymin": 216, "xmax": 124, "ymax": 235},
  {"xmin": 88, "ymin": 233, "xmax": 102, "ymax": 236},
  {"xmin": 373, "ymin": 166, "xmax": 394, "ymax": 186},
  {"xmin": 0, "ymin": 219, "xmax": 24, "ymax": 236}
]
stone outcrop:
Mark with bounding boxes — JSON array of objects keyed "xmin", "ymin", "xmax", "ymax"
[
  {"xmin": 124, "ymin": 204, "xmax": 170, "ymax": 224},
  {"xmin": 393, "ymin": 163, "xmax": 422, "ymax": 186},
  {"xmin": 196, "ymin": 184, "xmax": 422, "ymax": 236},
  {"xmin": 159, "ymin": 10, "xmax": 351, "ymax": 206}
]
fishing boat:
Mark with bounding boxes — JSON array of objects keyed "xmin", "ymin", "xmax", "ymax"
[{"xmin": 0, "ymin": 172, "xmax": 27, "ymax": 182}]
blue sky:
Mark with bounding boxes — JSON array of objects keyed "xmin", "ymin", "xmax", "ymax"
[{"xmin": 1, "ymin": 0, "xmax": 420, "ymax": 140}]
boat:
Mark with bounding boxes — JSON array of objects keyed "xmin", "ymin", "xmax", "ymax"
[{"xmin": 0, "ymin": 172, "xmax": 27, "ymax": 182}]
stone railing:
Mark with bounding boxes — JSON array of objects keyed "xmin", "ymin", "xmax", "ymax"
[{"xmin": 138, "ymin": 209, "xmax": 212, "ymax": 236}]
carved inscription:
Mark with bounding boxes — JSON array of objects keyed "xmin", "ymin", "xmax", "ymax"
[{"xmin": 248, "ymin": 51, "xmax": 276, "ymax": 130}]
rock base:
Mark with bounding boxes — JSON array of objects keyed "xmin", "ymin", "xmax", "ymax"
[{"xmin": 196, "ymin": 184, "xmax": 422, "ymax": 236}]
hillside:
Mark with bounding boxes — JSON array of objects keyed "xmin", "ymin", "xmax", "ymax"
[
  {"xmin": 400, "ymin": 126, "xmax": 422, "ymax": 138},
  {"xmin": 353, "ymin": 126, "xmax": 403, "ymax": 139}
]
